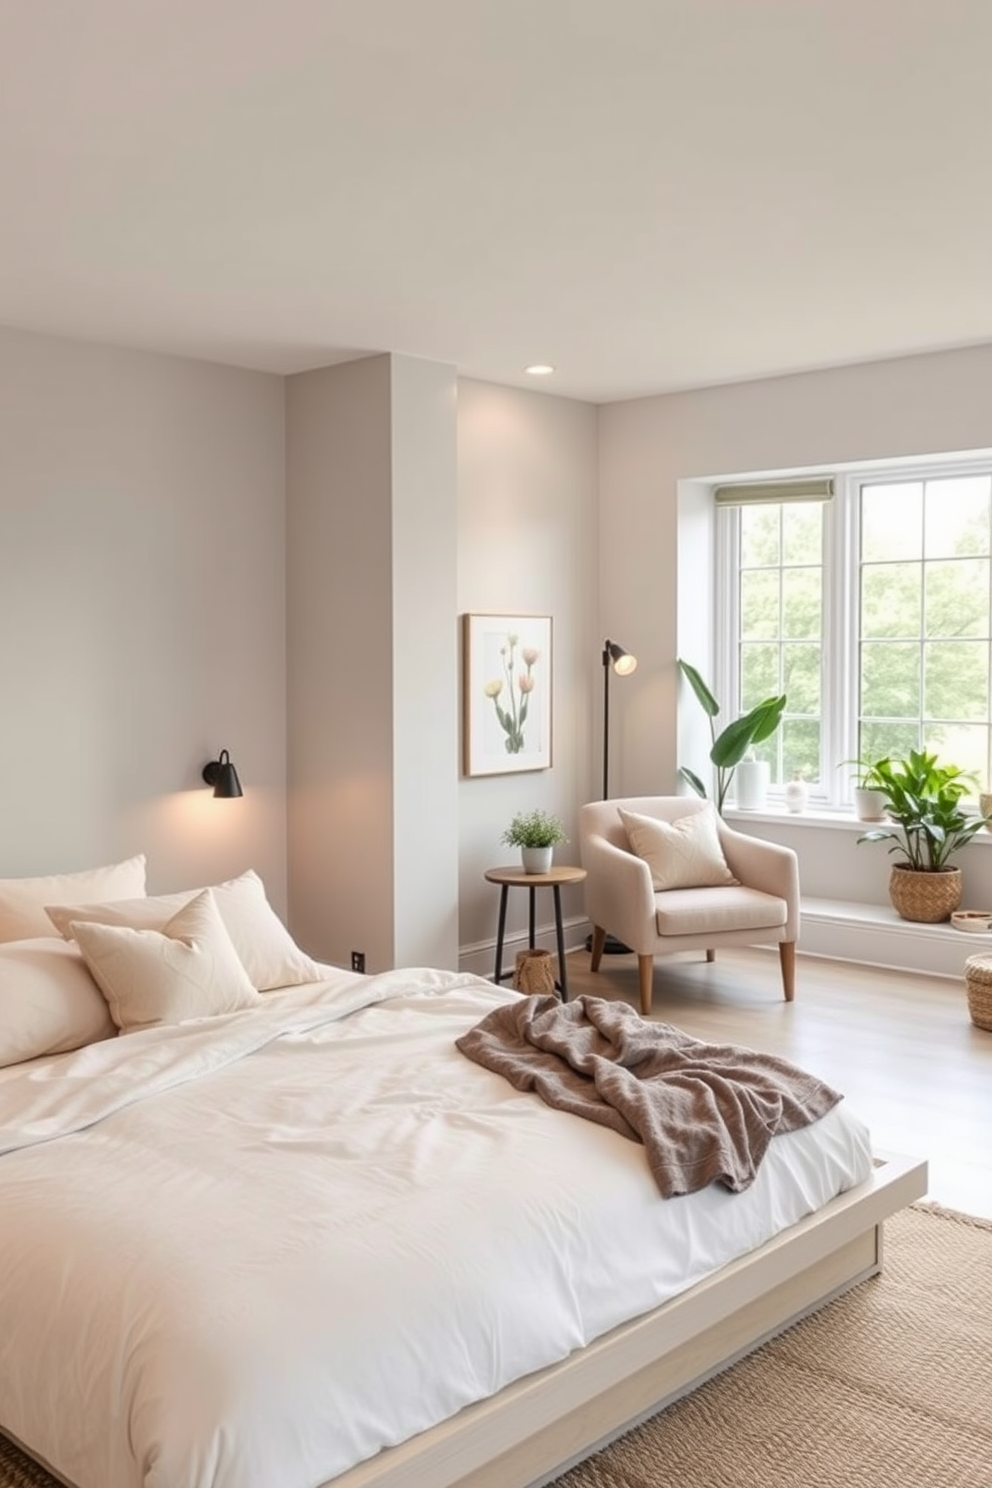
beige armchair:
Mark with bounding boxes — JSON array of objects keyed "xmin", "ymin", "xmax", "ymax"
[{"xmin": 579, "ymin": 796, "xmax": 800, "ymax": 1015}]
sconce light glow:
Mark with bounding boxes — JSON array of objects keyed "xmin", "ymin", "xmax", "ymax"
[{"xmin": 524, "ymin": 364, "xmax": 555, "ymax": 377}]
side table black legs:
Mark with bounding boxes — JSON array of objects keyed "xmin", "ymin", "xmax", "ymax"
[
  {"xmin": 493, "ymin": 884, "xmax": 510, "ymax": 987},
  {"xmin": 553, "ymin": 885, "xmax": 567, "ymax": 998},
  {"xmin": 484, "ymin": 865, "xmax": 588, "ymax": 1003}
]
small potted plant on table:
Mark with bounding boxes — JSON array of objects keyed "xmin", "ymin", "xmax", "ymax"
[
  {"xmin": 501, "ymin": 808, "xmax": 567, "ymax": 875},
  {"xmin": 856, "ymin": 750, "xmax": 988, "ymax": 921}
]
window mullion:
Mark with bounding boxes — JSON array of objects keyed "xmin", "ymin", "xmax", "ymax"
[{"xmin": 825, "ymin": 477, "xmax": 860, "ymax": 809}]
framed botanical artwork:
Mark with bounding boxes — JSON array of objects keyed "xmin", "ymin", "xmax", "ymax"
[{"xmin": 462, "ymin": 613, "xmax": 553, "ymax": 776}]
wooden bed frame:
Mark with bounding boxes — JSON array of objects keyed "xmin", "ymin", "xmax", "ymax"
[
  {"xmin": 327, "ymin": 1151, "xmax": 927, "ymax": 1488},
  {"xmin": 4, "ymin": 1153, "xmax": 927, "ymax": 1488}
]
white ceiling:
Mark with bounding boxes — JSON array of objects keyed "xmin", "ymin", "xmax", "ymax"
[{"xmin": 3, "ymin": 0, "xmax": 992, "ymax": 403}]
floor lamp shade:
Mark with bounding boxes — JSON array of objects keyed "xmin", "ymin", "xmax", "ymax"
[{"xmin": 602, "ymin": 640, "xmax": 637, "ymax": 800}]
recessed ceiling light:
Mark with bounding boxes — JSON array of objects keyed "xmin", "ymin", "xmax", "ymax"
[{"xmin": 524, "ymin": 364, "xmax": 555, "ymax": 376}]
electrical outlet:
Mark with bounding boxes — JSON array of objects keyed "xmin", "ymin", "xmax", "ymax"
[{"xmin": 351, "ymin": 950, "xmax": 366, "ymax": 974}]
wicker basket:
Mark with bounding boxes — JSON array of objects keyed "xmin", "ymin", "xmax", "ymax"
[
  {"xmin": 512, "ymin": 948, "xmax": 557, "ymax": 996},
  {"xmin": 964, "ymin": 955, "xmax": 992, "ymax": 1031},
  {"xmin": 888, "ymin": 865, "xmax": 962, "ymax": 923}
]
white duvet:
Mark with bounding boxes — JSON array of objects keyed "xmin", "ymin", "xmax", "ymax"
[{"xmin": 0, "ymin": 968, "xmax": 872, "ymax": 1488}]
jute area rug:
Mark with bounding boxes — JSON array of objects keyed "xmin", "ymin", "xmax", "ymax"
[{"xmin": 1, "ymin": 1205, "xmax": 990, "ymax": 1488}]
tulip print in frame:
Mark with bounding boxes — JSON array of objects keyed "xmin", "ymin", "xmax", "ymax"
[{"xmin": 463, "ymin": 614, "xmax": 553, "ymax": 776}]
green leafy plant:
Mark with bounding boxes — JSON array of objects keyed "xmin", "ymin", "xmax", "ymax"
[
  {"xmin": 500, "ymin": 808, "xmax": 568, "ymax": 850},
  {"xmin": 842, "ymin": 756, "xmax": 889, "ymax": 791},
  {"xmin": 677, "ymin": 659, "xmax": 787, "ymax": 814},
  {"xmin": 856, "ymin": 750, "xmax": 986, "ymax": 871}
]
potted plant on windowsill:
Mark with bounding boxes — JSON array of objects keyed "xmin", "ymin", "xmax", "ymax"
[
  {"xmin": 856, "ymin": 750, "xmax": 989, "ymax": 922},
  {"xmin": 501, "ymin": 809, "xmax": 567, "ymax": 875},
  {"xmin": 842, "ymin": 757, "xmax": 890, "ymax": 822},
  {"xmin": 677, "ymin": 659, "xmax": 787, "ymax": 815}
]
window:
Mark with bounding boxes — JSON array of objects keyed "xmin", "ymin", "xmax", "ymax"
[{"xmin": 715, "ymin": 462, "xmax": 992, "ymax": 809}]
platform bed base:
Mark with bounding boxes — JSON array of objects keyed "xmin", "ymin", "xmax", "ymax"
[
  {"xmin": 328, "ymin": 1152, "xmax": 927, "ymax": 1488},
  {"xmin": 4, "ymin": 1154, "xmax": 927, "ymax": 1488}
]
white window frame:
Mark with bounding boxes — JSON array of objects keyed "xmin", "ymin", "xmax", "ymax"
[{"xmin": 714, "ymin": 455, "xmax": 992, "ymax": 813}]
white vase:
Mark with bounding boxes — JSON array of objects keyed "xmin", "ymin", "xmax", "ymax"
[
  {"xmin": 980, "ymin": 792, "xmax": 992, "ymax": 832},
  {"xmin": 784, "ymin": 772, "xmax": 808, "ymax": 814},
  {"xmin": 521, "ymin": 845, "xmax": 553, "ymax": 874},
  {"xmin": 735, "ymin": 759, "xmax": 770, "ymax": 810}
]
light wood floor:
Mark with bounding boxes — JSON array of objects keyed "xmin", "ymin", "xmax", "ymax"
[{"xmin": 564, "ymin": 945, "xmax": 992, "ymax": 1220}]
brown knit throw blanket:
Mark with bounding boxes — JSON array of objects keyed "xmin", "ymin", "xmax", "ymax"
[{"xmin": 456, "ymin": 995, "xmax": 843, "ymax": 1197}]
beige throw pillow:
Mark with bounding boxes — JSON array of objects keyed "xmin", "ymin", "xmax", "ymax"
[
  {"xmin": 47, "ymin": 869, "xmax": 323, "ymax": 992},
  {"xmin": 0, "ymin": 938, "xmax": 117, "ymax": 1066},
  {"xmin": 0, "ymin": 855, "xmax": 147, "ymax": 944},
  {"xmin": 618, "ymin": 805, "xmax": 738, "ymax": 891},
  {"xmin": 72, "ymin": 889, "xmax": 262, "ymax": 1034}
]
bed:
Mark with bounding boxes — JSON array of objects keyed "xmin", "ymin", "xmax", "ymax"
[{"xmin": 0, "ymin": 864, "xmax": 927, "ymax": 1488}]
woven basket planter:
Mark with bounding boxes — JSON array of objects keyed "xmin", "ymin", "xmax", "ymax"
[
  {"xmin": 964, "ymin": 955, "xmax": 992, "ymax": 1031},
  {"xmin": 888, "ymin": 864, "xmax": 962, "ymax": 923}
]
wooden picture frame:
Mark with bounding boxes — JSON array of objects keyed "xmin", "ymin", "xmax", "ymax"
[{"xmin": 462, "ymin": 614, "xmax": 553, "ymax": 776}]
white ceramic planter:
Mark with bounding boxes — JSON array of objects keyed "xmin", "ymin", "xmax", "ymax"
[
  {"xmin": 854, "ymin": 787, "xmax": 888, "ymax": 822},
  {"xmin": 521, "ymin": 845, "xmax": 553, "ymax": 874},
  {"xmin": 735, "ymin": 759, "xmax": 770, "ymax": 810}
]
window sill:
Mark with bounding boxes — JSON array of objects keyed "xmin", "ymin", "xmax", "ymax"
[{"xmin": 723, "ymin": 805, "xmax": 992, "ymax": 846}]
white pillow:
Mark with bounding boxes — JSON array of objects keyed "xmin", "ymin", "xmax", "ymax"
[
  {"xmin": 618, "ymin": 805, "xmax": 738, "ymax": 891},
  {"xmin": 0, "ymin": 937, "xmax": 117, "ymax": 1066},
  {"xmin": 72, "ymin": 889, "xmax": 262, "ymax": 1035},
  {"xmin": 48, "ymin": 869, "xmax": 322, "ymax": 992},
  {"xmin": 0, "ymin": 855, "xmax": 147, "ymax": 944}
]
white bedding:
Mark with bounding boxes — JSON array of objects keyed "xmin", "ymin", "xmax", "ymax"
[{"xmin": 0, "ymin": 967, "xmax": 872, "ymax": 1488}]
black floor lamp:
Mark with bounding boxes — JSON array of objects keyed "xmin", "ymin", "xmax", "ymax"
[
  {"xmin": 589, "ymin": 638, "xmax": 637, "ymax": 955},
  {"xmin": 602, "ymin": 639, "xmax": 637, "ymax": 800}
]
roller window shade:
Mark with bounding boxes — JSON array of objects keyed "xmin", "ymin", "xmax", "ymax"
[{"xmin": 713, "ymin": 477, "xmax": 835, "ymax": 507}]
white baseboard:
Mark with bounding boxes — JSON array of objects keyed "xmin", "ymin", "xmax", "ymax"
[
  {"xmin": 459, "ymin": 916, "xmax": 591, "ymax": 981},
  {"xmin": 799, "ymin": 897, "xmax": 977, "ymax": 979},
  {"xmin": 458, "ymin": 899, "xmax": 979, "ymax": 984}
]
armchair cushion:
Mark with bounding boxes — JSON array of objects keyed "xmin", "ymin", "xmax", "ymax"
[
  {"xmin": 654, "ymin": 885, "xmax": 788, "ymax": 937},
  {"xmin": 619, "ymin": 804, "xmax": 738, "ymax": 891}
]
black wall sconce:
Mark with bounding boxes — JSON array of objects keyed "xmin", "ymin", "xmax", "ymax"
[{"xmin": 202, "ymin": 749, "xmax": 243, "ymax": 798}]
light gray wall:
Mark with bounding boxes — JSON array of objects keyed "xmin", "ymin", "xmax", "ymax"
[
  {"xmin": 390, "ymin": 355, "xmax": 459, "ymax": 968},
  {"xmin": 18, "ymin": 319, "xmax": 984, "ymax": 968},
  {"xmin": 0, "ymin": 326, "xmax": 596, "ymax": 974},
  {"xmin": 457, "ymin": 380, "xmax": 599, "ymax": 965},
  {"xmin": 598, "ymin": 341, "xmax": 992, "ymax": 916},
  {"xmin": 286, "ymin": 353, "xmax": 459, "ymax": 972},
  {"xmin": 285, "ymin": 355, "xmax": 393, "ymax": 966},
  {"xmin": 0, "ymin": 325, "xmax": 288, "ymax": 905}
]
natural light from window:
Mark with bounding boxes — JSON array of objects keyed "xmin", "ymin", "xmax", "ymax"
[{"xmin": 717, "ymin": 465, "xmax": 992, "ymax": 809}]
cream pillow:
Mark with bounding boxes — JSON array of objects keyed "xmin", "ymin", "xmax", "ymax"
[
  {"xmin": 0, "ymin": 937, "xmax": 117, "ymax": 1066},
  {"xmin": 0, "ymin": 855, "xmax": 147, "ymax": 944},
  {"xmin": 618, "ymin": 805, "xmax": 738, "ymax": 891},
  {"xmin": 72, "ymin": 889, "xmax": 262, "ymax": 1034},
  {"xmin": 49, "ymin": 869, "xmax": 322, "ymax": 992}
]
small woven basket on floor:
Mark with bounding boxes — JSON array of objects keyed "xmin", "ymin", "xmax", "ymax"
[
  {"xmin": 889, "ymin": 865, "xmax": 962, "ymax": 923},
  {"xmin": 512, "ymin": 948, "xmax": 557, "ymax": 996},
  {"xmin": 964, "ymin": 954, "xmax": 992, "ymax": 1031}
]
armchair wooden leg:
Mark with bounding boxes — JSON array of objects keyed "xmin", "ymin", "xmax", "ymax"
[
  {"xmin": 590, "ymin": 925, "xmax": 606, "ymax": 973},
  {"xmin": 637, "ymin": 955, "xmax": 654, "ymax": 1016},
  {"xmin": 705, "ymin": 949, "xmax": 715, "ymax": 963},
  {"xmin": 779, "ymin": 941, "xmax": 796, "ymax": 1002}
]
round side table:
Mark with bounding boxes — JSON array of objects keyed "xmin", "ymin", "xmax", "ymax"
[{"xmin": 484, "ymin": 864, "xmax": 587, "ymax": 1001}]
